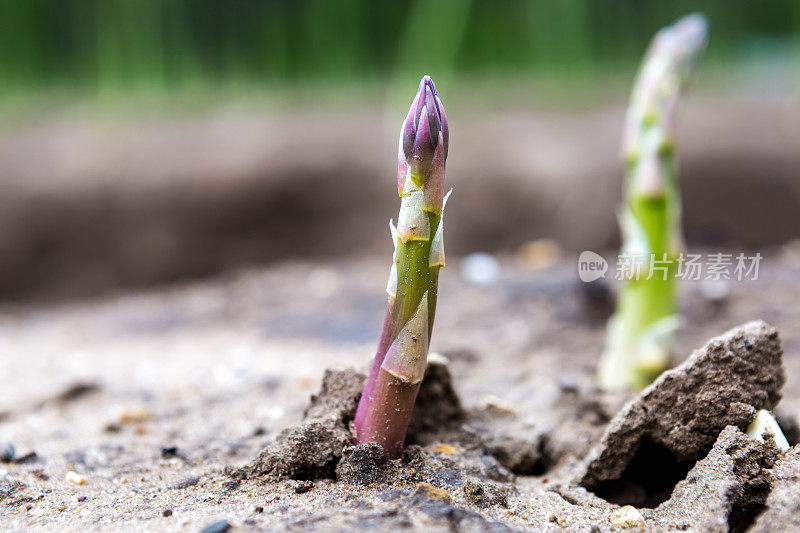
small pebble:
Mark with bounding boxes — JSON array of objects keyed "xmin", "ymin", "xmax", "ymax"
[
  {"xmin": 288, "ymin": 479, "xmax": 314, "ymax": 494},
  {"xmin": 201, "ymin": 519, "xmax": 232, "ymax": 533},
  {"xmin": 414, "ymin": 482, "xmax": 452, "ymax": 503},
  {"xmin": 461, "ymin": 253, "xmax": 501, "ymax": 286},
  {"xmin": 610, "ymin": 505, "xmax": 645, "ymax": 528},
  {"xmin": 431, "ymin": 443, "xmax": 459, "ymax": 455},
  {"xmin": 427, "ymin": 352, "xmax": 450, "ymax": 366},
  {"xmin": 1, "ymin": 442, "xmax": 15, "ymax": 462},
  {"xmin": 162, "ymin": 509, "xmax": 173, "ymax": 517},
  {"xmin": 160, "ymin": 446, "xmax": 179, "ymax": 458},
  {"xmin": 114, "ymin": 405, "xmax": 151, "ymax": 424},
  {"xmin": 699, "ymin": 279, "xmax": 730, "ymax": 302},
  {"xmin": 65, "ymin": 471, "xmax": 86, "ymax": 485},
  {"xmin": 478, "ymin": 395, "xmax": 516, "ymax": 415},
  {"xmin": 14, "ymin": 451, "xmax": 38, "ymax": 464},
  {"xmin": 558, "ymin": 373, "xmax": 580, "ymax": 394}
]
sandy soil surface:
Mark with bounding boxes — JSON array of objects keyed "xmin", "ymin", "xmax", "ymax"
[{"xmin": 1, "ymin": 252, "xmax": 799, "ymax": 531}]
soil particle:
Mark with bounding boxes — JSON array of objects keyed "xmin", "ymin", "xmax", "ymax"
[
  {"xmin": 160, "ymin": 446, "xmax": 180, "ymax": 458},
  {"xmin": 749, "ymin": 446, "xmax": 800, "ymax": 532},
  {"xmin": 413, "ymin": 482, "xmax": 453, "ymax": 503},
  {"xmin": 172, "ymin": 476, "xmax": 200, "ymax": 489},
  {"xmin": 288, "ymin": 479, "xmax": 315, "ymax": 494},
  {"xmin": 427, "ymin": 468, "xmax": 463, "ymax": 489},
  {"xmin": 336, "ymin": 443, "xmax": 387, "ymax": 485},
  {"xmin": 200, "ymin": 519, "xmax": 232, "ymax": 533},
  {"xmin": 576, "ymin": 320, "xmax": 784, "ymax": 490},
  {"xmin": 461, "ymin": 477, "xmax": 510, "ymax": 508},
  {"xmin": 46, "ymin": 382, "xmax": 100, "ymax": 405},
  {"xmin": 651, "ymin": 426, "xmax": 778, "ymax": 532},
  {"xmin": 1, "ymin": 441, "xmax": 14, "ymax": 462},
  {"xmin": 12, "ymin": 451, "xmax": 38, "ymax": 464}
]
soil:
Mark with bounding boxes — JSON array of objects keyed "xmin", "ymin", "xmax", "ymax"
[{"xmin": 2, "ymin": 252, "xmax": 800, "ymax": 531}]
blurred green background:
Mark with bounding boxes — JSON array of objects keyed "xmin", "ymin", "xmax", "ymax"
[{"xmin": 2, "ymin": 0, "xmax": 798, "ymax": 109}]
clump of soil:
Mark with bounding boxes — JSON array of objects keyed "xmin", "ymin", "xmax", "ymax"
[
  {"xmin": 576, "ymin": 320, "xmax": 784, "ymax": 492},
  {"xmin": 750, "ymin": 447, "xmax": 800, "ymax": 531},
  {"xmin": 239, "ymin": 368, "xmax": 364, "ymax": 480},
  {"xmin": 335, "ymin": 443, "xmax": 387, "ymax": 485},
  {"xmin": 651, "ymin": 426, "xmax": 779, "ymax": 531}
]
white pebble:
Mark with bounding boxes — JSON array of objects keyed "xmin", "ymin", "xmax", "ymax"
[
  {"xmin": 461, "ymin": 253, "xmax": 501, "ymax": 286},
  {"xmin": 610, "ymin": 505, "xmax": 644, "ymax": 528},
  {"xmin": 65, "ymin": 471, "xmax": 86, "ymax": 485}
]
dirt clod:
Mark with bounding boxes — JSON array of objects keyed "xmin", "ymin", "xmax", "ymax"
[
  {"xmin": 302, "ymin": 368, "xmax": 365, "ymax": 421},
  {"xmin": 750, "ymin": 446, "xmax": 800, "ymax": 532},
  {"xmin": 243, "ymin": 368, "xmax": 364, "ymax": 481},
  {"xmin": 336, "ymin": 443, "xmax": 386, "ymax": 485},
  {"xmin": 652, "ymin": 426, "xmax": 778, "ymax": 531},
  {"xmin": 247, "ymin": 421, "xmax": 346, "ymax": 480},
  {"xmin": 577, "ymin": 320, "xmax": 784, "ymax": 490}
]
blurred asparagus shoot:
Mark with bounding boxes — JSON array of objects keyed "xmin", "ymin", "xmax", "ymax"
[
  {"xmin": 353, "ymin": 76, "xmax": 450, "ymax": 459},
  {"xmin": 598, "ymin": 14, "xmax": 708, "ymax": 391}
]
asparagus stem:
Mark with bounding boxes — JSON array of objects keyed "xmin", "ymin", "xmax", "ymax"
[
  {"xmin": 354, "ymin": 76, "xmax": 449, "ymax": 458},
  {"xmin": 599, "ymin": 14, "xmax": 708, "ymax": 391}
]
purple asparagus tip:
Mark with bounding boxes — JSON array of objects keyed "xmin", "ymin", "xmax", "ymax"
[{"xmin": 398, "ymin": 76, "xmax": 449, "ymax": 197}]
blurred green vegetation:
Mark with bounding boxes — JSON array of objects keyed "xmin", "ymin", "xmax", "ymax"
[{"xmin": 0, "ymin": 0, "xmax": 798, "ymax": 109}]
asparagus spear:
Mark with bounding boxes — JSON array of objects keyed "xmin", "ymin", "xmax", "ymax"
[
  {"xmin": 598, "ymin": 14, "xmax": 708, "ymax": 391},
  {"xmin": 353, "ymin": 76, "xmax": 449, "ymax": 458},
  {"xmin": 747, "ymin": 410, "xmax": 790, "ymax": 452}
]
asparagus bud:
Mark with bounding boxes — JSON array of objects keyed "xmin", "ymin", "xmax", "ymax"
[
  {"xmin": 598, "ymin": 14, "xmax": 707, "ymax": 391},
  {"xmin": 354, "ymin": 76, "xmax": 449, "ymax": 458}
]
